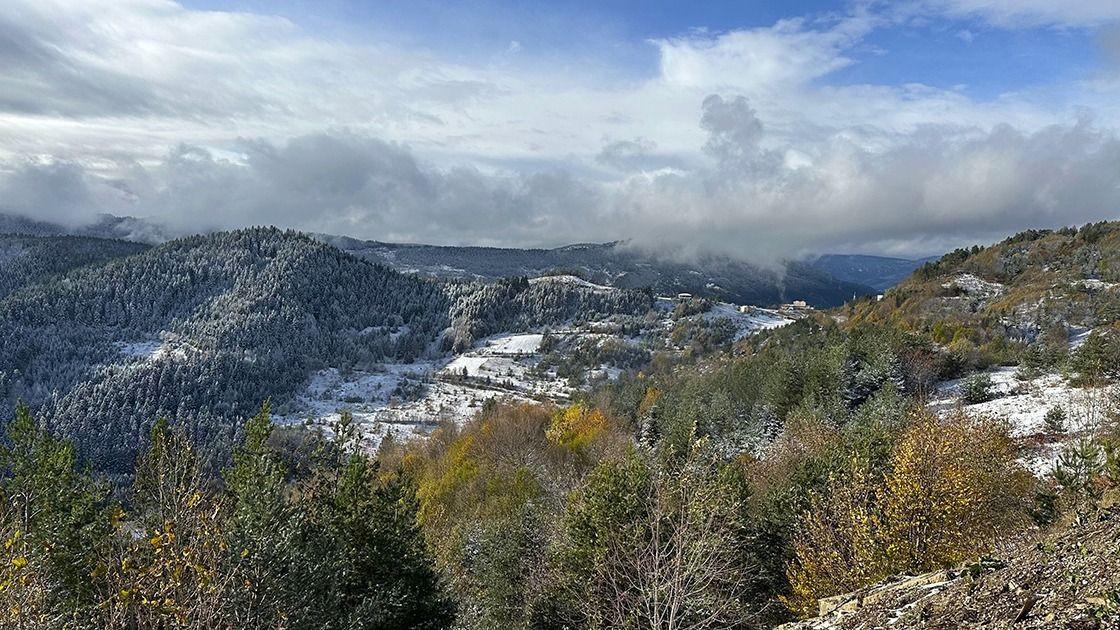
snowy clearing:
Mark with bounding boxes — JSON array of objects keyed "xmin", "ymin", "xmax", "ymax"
[
  {"xmin": 483, "ymin": 333, "xmax": 544, "ymax": 355},
  {"xmin": 701, "ymin": 303, "xmax": 793, "ymax": 340},
  {"xmin": 529, "ymin": 274, "xmax": 612, "ymax": 292},
  {"xmin": 942, "ymin": 273, "xmax": 1004, "ymax": 298},
  {"xmin": 931, "ymin": 367, "xmax": 1117, "ymax": 475}
]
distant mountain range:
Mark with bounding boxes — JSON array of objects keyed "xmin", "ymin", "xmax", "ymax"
[
  {"xmin": 0, "ymin": 212, "xmax": 170, "ymax": 243},
  {"xmin": 810, "ymin": 254, "xmax": 940, "ymax": 291},
  {"xmin": 325, "ymin": 236, "xmax": 878, "ymax": 308},
  {"xmin": 2, "ymin": 212, "xmax": 937, "ymax": 306}
]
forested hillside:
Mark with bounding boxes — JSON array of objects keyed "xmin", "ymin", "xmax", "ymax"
[
  {"xmin": 0, "ymin": 229, "xmax": 652, "ymax": 471},
  {"xmin": 851, "ymin": 222, "xmax": 1120, "ymax": 343},
  {"xmin": 3, "ymin": 222, "xmax": 1120, "ymax": 629},
  {"xmin": 0, "ymin": 234, "xmax": 149, "ymax": 299}
]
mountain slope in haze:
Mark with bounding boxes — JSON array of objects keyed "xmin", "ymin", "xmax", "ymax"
[
  {"xmin": 811, "ymin": 254, "xmax": 938, "ymax": 292},
  {"xmin": 0, "ymin": 211, "xmax": 170, "ymax": 243},
  {"xmin": 0, "ymin": 234, "xmax": 149, "ymax": 299},
  {"xmin": 326, "ymin": 236, "xmax": 876, "ymax": 308},
  {"xmin": 1, "ymin": 212, "xmax": 875, "ymax": 307},
  {"xmin": 0, "ymin": 228, "xmax": 654, "ymax": 471}
]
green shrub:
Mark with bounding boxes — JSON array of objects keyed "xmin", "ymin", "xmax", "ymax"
[
  {"xmin": 1044, "ymin": 406, "xmax": 1067, "ymax": 435},
  {"xmin": 961, "ymin": 373, "xmax": 995, "ymax": 404}
]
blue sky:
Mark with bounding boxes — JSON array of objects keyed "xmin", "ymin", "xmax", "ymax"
[
  {"xmin": 2, "ymin": 0, "xmax": 1120, "ymax": 258},
  {"xmin": 180, "ymin": 0, "xmax": 1109, "ymax": 98}
]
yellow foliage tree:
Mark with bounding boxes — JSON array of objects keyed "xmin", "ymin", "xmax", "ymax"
[
  {"xmin": 546, "ymin": 403, "xmax": 608, "ymax": 451},
  {"xmin": 784, "ymin": 459, "xmax": 890, "ymax": 617},
  {"xmin": 882, "ymin": 411, "xmax": 1030, "ymax": 571},
  {"xmin": 784, "ymin": 410, "xmax": 1032, "ymax": 617}
]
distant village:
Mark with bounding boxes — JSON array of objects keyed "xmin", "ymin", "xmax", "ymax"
[{"xmin": 674, "ymin": 291, "xmax": 817, "ymax": 318}]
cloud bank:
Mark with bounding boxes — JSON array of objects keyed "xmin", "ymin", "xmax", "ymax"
[{"xmin": 1, "ymin": 0, "xmax": 1120, "ymax": 260}]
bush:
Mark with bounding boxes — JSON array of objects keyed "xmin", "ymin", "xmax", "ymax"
[
  {"xmin": 784, "ymin": 411, "xmax": 1032, "ymax": 616},
  {"xmin": 1044, "ymin": 406, "xmax": 1067, "ymax": 435},
  {"xmin": 555, "ymin": 446, "xmax": 763, "ymax": 629},
  {"xmin": 961, "ymin": 373, "xmax": 995, "ymax": 404}
]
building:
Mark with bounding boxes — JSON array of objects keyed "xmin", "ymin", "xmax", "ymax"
[{"xmin": 780, "ymin": 299, "xmax": 813, "ymax": 314}]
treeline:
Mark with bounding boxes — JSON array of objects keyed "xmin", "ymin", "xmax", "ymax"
[{"xmin": 0, "ymin": 402, "xmax": 453, "ymax": 628}]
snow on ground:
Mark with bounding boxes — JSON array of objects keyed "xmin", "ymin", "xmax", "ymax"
[
  {"xmin": 1069, "ymin": 326, "xmax": 1092, "ymax": 350},
  {"xmin": 1073, "ymin": 279, "xmax": 1116, "ymax": 292},
  {"xmin": 280, "ymin": 331, "xmax": 576, "ymax": 450},
  {"xmin": 442, "ymin": 355, "xmax": 491, "ymax": 377},
  {"xmin": 116, "ymin": 338, "xmax": 190, "ymax": 362},
  {"xmin": 942, "ymin": 273, "xmax": 1004, "ymax": 298},
  {"xmin": 931, "ymin": 367, "xmax": 1117, "ymax": 476},
  {"xmin": 440, "ymin": 333, "xmax": 570, "ymax": 399},
  {"xmin": 117, "ymin": 340, "xmax": 163, "ymax": 359},
  {"xmin": 934, "ymin": 367, "xmax": 1022, "ymax": 403},
  {"xmin": 483, "ymin": 333, "xmax": 543, "ymax": 355},
  {"xmin": 529, "ymin": 274, "xmax": 612, "ymax": 292},
  {"xmin": 702, "ymin": 303, "xmax": 793, "ymax": 340},
  {"xmin": 276, "ymin": 361, "xmax": 539, "ymax": 450}
]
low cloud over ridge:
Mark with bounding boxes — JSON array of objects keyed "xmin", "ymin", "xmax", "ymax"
[{"xmin": 2, "ymin": 0, "xmax": 1120, "ymax": 260}]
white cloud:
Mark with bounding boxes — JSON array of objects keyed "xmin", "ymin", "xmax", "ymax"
[
  {"xmin": 1, "ymin": 0, "xmax": 1120, "ymax": 260},
  {"xmin": 915, "ymin": 0, "xmax": 1120, "ymax": 28},
  {"xmin": 654, "ymin": 16, "xmax": 875, "ymax": 91}
]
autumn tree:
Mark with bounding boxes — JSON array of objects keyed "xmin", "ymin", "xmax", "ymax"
[{"xmin": 555, "ymin": 445, "xmax": 764, "ymax": 629}]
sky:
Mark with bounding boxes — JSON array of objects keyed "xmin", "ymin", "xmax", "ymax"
[{"xmin": 2, "ymin": 0, "xmax": 1120, "ymax": 260}]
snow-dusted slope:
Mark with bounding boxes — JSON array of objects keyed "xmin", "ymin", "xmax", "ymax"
[{"xmin": 931, "ymin": 367, "xmax": 1117, "ymax": 475}]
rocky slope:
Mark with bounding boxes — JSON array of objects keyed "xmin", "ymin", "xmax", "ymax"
[{"xmin": 779, "ymin": 508, "xmax": 1120, "ymax": 629}]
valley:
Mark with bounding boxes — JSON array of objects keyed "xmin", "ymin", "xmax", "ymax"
[
  {"xmin": 1, "ymin": 220, "xmax": 1118, "ymax": 629},
  {"xmin": 276, "ymin": 290, "xmax": 794, "ymax": 449},
  {"xmin": 5, "ymin": 5, "xmax": 1120, "ymax": 626}
]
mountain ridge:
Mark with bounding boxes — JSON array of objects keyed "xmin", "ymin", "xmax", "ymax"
[{"xmin": 325, "ymin": 235, "xmax": 877, "ymax": 308}]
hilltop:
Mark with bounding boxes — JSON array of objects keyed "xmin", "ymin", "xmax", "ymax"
[{"xmin": 849, "ymin": 222, "xmax": 1120, "ymax": 340}]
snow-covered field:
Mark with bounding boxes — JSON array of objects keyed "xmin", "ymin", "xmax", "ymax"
[
  {"xmin": 276, "ymin": 292, "xmax": 795, "ymax": 450},
  {"xmin": 483, "ymin": 333, "xmax": 544, "ymax": 355},
  {"xmin": 276, "ymin": 361, "xmax": 540, "ymax": 450},
  {"xmin": 931, "ymin": 367, "xmax": 1117, "ymax": 475},
  {"xmin": 117, "ymin": 340, "xmax": 164, "ymax": 359},
  {"xmin": 278, "ymin": 330, "xmax": 578, "ymax": 449},
  {"xmin": 701, "ymin": 303, "xmax": 793, "ymax": 340}
]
